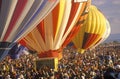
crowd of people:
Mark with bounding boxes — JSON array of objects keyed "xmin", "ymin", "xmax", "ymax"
[{"xmin": 0, "ymin": 42, "xmax": 120, "ymax": 79}]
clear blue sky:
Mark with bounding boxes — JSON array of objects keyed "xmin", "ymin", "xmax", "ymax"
[{"xmin": 92, "ymin": 0, "xmax": 120, "ymax": 34}]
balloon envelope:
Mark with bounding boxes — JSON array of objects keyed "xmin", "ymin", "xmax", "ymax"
[
  {"xmin": 19, "ymin": 0, "xmax": 91, "ymax": 59},
  {"xmin": 72, "ymin": 5, "xmax": 107, "ymax": 53}
]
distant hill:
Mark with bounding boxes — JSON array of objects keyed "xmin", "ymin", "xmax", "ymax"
[{"xmin": 104, "ymin": 33, "xmax": 120, "ymax": 42}]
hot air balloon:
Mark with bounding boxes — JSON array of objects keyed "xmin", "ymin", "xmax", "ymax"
[
  {"xmin": 0, "ymin": 0, "xmax": 59, "ymax": 60},
  {"xmin": 72, "ymin": 5, "xmax": 108, "ymax": 54},
  {"xmin": 19, "ymin": 0, "xmax": 91, "ymax": 60}
]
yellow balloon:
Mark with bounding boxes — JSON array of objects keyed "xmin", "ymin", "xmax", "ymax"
[{"xmin": 72, "ymin": 5, "xmax": 107, "ymax": 53}]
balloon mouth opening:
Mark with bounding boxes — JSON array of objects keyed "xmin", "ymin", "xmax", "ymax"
[{"xmin": 38, "ymin": 49, "xmax": 63, "ymax": 60}]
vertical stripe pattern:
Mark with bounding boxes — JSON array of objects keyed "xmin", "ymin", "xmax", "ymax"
[{"xmin": 19, "ymin": 0, "xmax": 90, "ymax": 59}]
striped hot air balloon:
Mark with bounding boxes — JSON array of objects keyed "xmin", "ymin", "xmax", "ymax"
[
  {"xmin": 19, "ymin": 0, "xmax": 91, "ymax": 60},
  {"xmin": 0, "ymin": 0, "xmax": 59, "ymax": 60},
  {"xmin": 72, "ymin": 5, "xmax": 108, "ymax": 53}
]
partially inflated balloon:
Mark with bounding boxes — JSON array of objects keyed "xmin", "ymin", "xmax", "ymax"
[
  {"xmin": 72, "ymin": 5, "xmax": 107, "ymax": 53},
  {"xmin": 19, "ymin": 0, "xmax": 91, "ymax": 60}
]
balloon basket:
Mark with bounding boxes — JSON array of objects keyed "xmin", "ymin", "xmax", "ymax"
[{"xmin": 34, "ymin": 57, "xmax": 58, "ymax": 71}]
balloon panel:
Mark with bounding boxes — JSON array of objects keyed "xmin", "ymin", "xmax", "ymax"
[
  {"xmin": 15, "ymin": 0, "xmax": 59, "ymax": 42},
  {"xmin": 82, "ymin": 33, "xmax": 99, "ymax": 49},
  {"xmin": 0, "ymin": 0, "xmax": 59, "ymax": 42},
  {"xmin": 62, "ymin": 0, "xmax": 90, "ymax": 47}
]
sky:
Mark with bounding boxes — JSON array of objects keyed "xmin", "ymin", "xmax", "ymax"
[{"xmin": 92, "ymin": 0, "xmax": 120, "ymax": 41}]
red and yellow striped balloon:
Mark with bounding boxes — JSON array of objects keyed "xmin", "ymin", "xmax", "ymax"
[{"xmin": 19, "ymin": 0, "xmax": 91, "ymax": 59}]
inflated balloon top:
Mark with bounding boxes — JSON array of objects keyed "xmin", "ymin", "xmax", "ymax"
[
  {"xmin": 19, "ymin": 0, "xmax": 91, "ymax": 60},
  {"xmin": 72, "ymin": 5, "xmax": 109, "ymax": 53}
]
